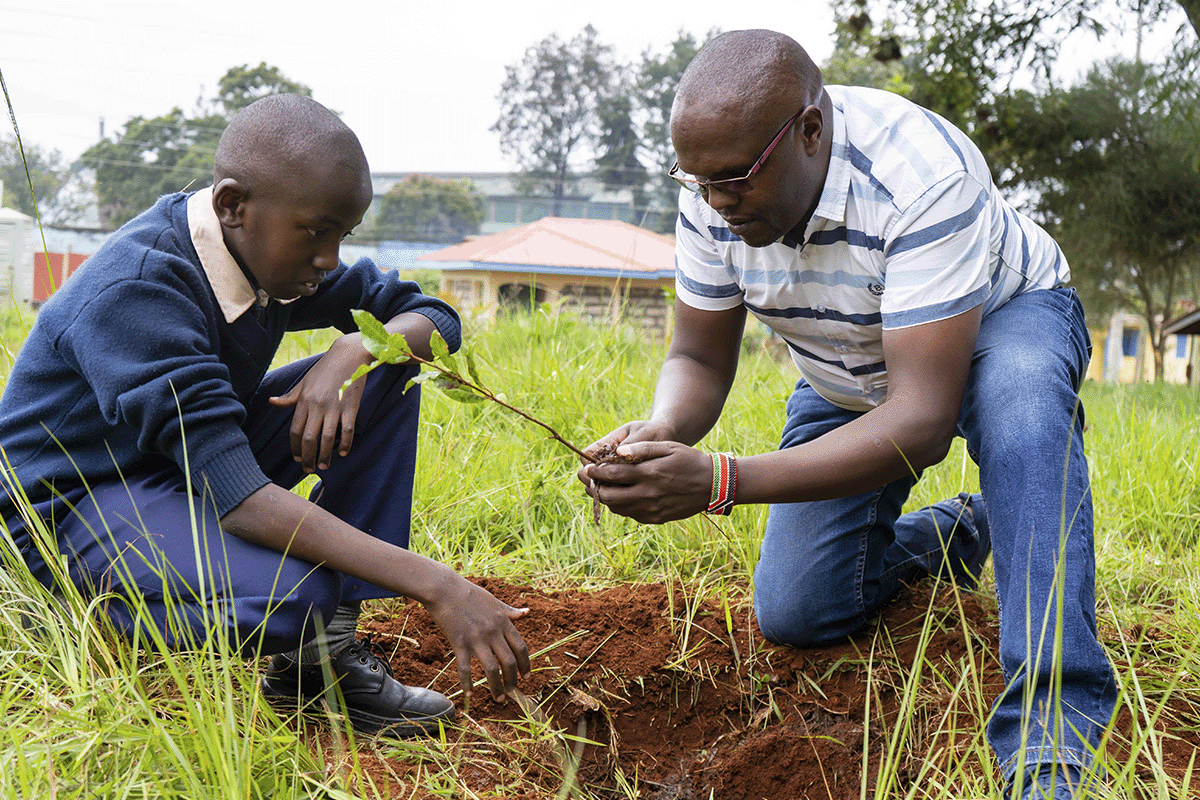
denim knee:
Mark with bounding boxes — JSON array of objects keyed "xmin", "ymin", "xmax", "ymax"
[{"xmin": 752, "ymin": 579, "xmax": 861, "ymax": 648}]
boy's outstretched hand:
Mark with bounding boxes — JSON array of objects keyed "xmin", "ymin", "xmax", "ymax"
[{"xmin": 422, "ymin": 574, "xmax": 531, "ymax": 701}]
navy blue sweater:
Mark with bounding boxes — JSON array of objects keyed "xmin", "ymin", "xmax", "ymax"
[{"xmin": 0, "ymin": 192, "xmax": 460, "ymax": 518}]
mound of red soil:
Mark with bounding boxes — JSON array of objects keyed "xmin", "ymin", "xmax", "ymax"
[{"xmin": 331, "ymin": 579, "xmax": 1196, "ymax": 799}]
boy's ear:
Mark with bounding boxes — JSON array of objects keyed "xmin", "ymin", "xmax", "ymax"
[{"xmin": 212, "ymin": 178, "xmax": 249, "ymax": 228}]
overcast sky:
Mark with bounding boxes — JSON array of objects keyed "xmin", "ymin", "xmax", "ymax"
[
  {"xmin": 0, "ymin": 1, "xmax": 1183, "ymax": 177},
  {"xmin": 1, "ymin": 1, "xmax": 839, "ymax": 175}
]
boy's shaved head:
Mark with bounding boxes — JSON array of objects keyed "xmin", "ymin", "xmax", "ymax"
[
  {"xmin": 214, "ymin": 94, "xmax": 369, "ymax": 198},
  {"xmin": 210, "ymin": 93, "xmax": 374, "ymax": 301}
]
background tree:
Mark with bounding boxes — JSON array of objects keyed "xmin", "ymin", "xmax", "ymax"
[
  {"xmin": 493, "ymin": 25, "xmax": 623, "ymax": 216},
  {"xmin": 839, "ymin": 0, "xmax": 1195, "ymax": 135},
  {"xmin": 594, "ymin": 90, "xmax": 648, "ymax": 220},
  {"xmin": 211, "ymin": 62, "xmax": 312, "ymax": 116},
  {"xmin": 992, "ymin": 58, "xmax": 1200, "ymax": 379},
  {"xmin": 823, "ymin": 3, "xmax": 911, "ymax": 94},
  {"xmin": 82, "ymin": 64, "xmax": 311, "ymax": 228},
  {"xmin": 633, "ymin": 30, "xmax": 716, "ymax": 233},
  {"xmin": 0, "ymin": 137, "xmax": 88, "ymax": 225},
  {"xmin": 369, "ymin": 175, "xmax": 485, "ymax": 244}
]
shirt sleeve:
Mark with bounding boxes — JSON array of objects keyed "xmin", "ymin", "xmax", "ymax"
[
  {"xmin": 879, "ymin": 171, "xmax": 992, "ymax": 329},
  {"xmin": 673, "ymin": 190, "xmax": 745, "ymax": 312}
]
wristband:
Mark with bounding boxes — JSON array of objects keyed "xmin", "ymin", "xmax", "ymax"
[{"xmin": 707, "ymin": 453, "xmax": 737, "ymax": 515}]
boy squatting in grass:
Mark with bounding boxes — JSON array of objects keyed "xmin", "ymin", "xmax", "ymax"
[
  {"xmin": 0, "ymin": 94, "xmax": 530, "ymax": 735},
  {"xmin": 581, "ymin": 30, "xmax": 1117, "ymax": 800}
]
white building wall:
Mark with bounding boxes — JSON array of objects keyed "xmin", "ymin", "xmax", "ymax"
[{"xmin": 0, "ymin": 205, "xmax": 34, "ymax": 306}]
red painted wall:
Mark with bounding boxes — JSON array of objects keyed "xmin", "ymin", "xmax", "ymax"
[{"xmin": 32, "ymin": 252, "xmax": 87, "ymax": 302}]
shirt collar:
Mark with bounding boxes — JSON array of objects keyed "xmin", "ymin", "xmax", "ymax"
[
  {"xmin": 810, "ymin": 94, "xmax": 850, "ymax": 228},
  {"xmin": 186, "ymin": 187, "xmax": 296, "ymax": 324}
]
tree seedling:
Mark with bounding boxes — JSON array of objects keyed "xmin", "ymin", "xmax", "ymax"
[{"xmin": 346, "ymin": 310, "xmax": 635, "ymax": 522}]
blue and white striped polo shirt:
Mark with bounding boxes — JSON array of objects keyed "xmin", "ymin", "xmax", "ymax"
[{"xmin": 674, "ymin": 85, "xmax": 1069, "ymax": 411}]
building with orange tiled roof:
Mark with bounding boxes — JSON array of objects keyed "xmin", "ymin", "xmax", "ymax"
[{"xmin": 419, "ymin": 216, "xmax": 675, "ymax": 337}]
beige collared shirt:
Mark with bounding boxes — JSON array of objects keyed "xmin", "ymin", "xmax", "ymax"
[{"xmin": 186, "ymin": 187, "xmax": 297, "ymax": 324}]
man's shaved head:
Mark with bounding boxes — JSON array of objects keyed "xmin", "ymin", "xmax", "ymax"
[
  {"xmin": 214, "ymin": 94, "xmax": 369, "ymax": 199},
  {"xmin": 673, "ymin": 30, "xmax": 823, "ymax": 132}
]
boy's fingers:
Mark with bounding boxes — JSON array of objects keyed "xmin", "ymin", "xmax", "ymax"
[
  {"xmin": 338, "ymin": 408, "xmax": 357, "ymax": 456},
  {"xmin": 288, "ymin": 407, "xmax": 309, "ymax": 463},
  {"xmin": 268, "ymin": 387, "xmax": 300, "ymax": 407},
  {"xmin": 317, "ymin": 412, "xmax": 339, "ymax": 471},
  {"xmin": 337, "ymin": 380, "xmax": 366, "ymax": 456},
  {"xmin": 457, "ymin": 655, "xmax": 474, "ymax": 697},
  {"xmin": 506, "ymin": 626, "xmax": 532, "ymax": 679}
]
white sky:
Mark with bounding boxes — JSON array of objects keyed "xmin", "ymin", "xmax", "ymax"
[
  {"xmin": 0, "ymin": 1, "xmax": 838, "ymax": 174},
  {"xmin": 0, "ymin": 1, "xmax": 1186, "ymax": 176}
]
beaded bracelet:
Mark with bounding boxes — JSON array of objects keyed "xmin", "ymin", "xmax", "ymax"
[{"xmin": 707, "ymin": 452, "xmax": 737, "ymax": 515}]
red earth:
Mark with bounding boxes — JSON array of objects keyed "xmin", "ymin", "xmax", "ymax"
[{"xmin": 293, "ymin": 578, "xmax": 1198, "ymax": 799}]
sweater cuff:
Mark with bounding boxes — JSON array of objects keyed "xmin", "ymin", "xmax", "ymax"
[
  {"xmin": 414, "ymin": 307, "xmax": 462, "ymax": 353},
  {"xmin": 191, "ymin": 443, "xmax": 271, "ymax": 518}
]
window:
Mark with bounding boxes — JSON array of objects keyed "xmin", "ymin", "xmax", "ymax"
[
  {"xmin": 498, "ymin": 283, "xmax": 546, "ymax": 314},
  {"xmin": 1121, "ymin": 328, "xmax": 1139, "ymax": 358},
  {"xmin": 1177, "ymin": 334, "xmax": 1189, "ymax": 360}
]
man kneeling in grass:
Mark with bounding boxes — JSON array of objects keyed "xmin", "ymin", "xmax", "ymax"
[
  {"xmin": 582, "ymin": 29, "xmax": 1116, "ymax": 800},
  {"xmin": 0, "ymin": 94, "xmax": 529, "ymax": 735}
]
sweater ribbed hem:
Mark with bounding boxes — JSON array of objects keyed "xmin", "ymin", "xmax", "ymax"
[
  {"xmin": 415, "ymin": 307, "xmax": 462, "ymax": 353},
  {"xmin": 191, "ymin": 444, "xmax": 271, "ymax": 518}
]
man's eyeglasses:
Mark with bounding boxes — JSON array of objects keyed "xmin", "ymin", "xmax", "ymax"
[{"xmin": 668, "ymin": 106, "xmax": 807, "ymax": 197}]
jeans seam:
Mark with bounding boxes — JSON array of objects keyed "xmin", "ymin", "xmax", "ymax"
[{"xmin": 855, "ymin": 486, "xmax": 885, "ymax": 620}]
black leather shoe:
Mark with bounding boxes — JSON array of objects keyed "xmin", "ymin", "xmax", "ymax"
[{"xmin": 261, "ymin": 639, "xmax": 455, "ymax": 736}]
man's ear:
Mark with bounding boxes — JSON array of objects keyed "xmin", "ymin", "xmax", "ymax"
[
  {"xmin": 212, "ymin": 178, "xmax": 248, "ymax": 228},
  {"xmin": 799, "ymin": 106, "xmax": 825, "ymax": 157}
]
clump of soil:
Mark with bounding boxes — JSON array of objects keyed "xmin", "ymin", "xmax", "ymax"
[
  {"xmin": 319, "ymin": 579, "xmax": 1196, "ymax": 799},
  {"xmin": 584, "ymin": 442, "xmax": 641, "ymax": 524}
]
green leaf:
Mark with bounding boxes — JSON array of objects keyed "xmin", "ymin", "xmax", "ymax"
[
  {"xmin": 342, "ymin": 361, "xmax": 381, "ymax": 398},
  {"xmin": 432, "ymin": 374, "xmax": 485, "ymax": 403},
  {"xmin": 410, "ymin": 370, "xmax": 442, "ymax": 384},
  {"xmin": 432, "ymin": 374, "xmax": 465, "ymax": 392},
  {"xmin": 352, "ymin": 309, "xmax": 412, "ymax": 363},
  {"xmin": 438, "ymin": 386, "xmax": 486, "ymax": 404},
  {"xmin": 465, "ymin": 349, "xmax": 483, "ymax": 385},
  {"xmin": 404, "ymin": 370, "xmax": 443, "ymax": 394},
  {"xmin": 430, "ymin": 330, "xmax": 450, "ymax": 361},
  {"xmin": 430, "ymin": 330, "xmax": 458, "ymax": 372}
]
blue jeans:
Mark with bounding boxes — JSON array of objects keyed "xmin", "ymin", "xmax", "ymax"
[
  {"xmin": 752, "ymin": 288, "xmax": 1117, "ymax": 784},
  {"xmin": 6, "ymin": 358, "xmax": 422, "ymax": 657}
]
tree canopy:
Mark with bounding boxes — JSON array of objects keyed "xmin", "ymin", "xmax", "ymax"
[
  {"xmin": 493, "ymin": 25, "xmax": 624, "ymax": 216},
  {"xmin": 634, "ymin": 30, "xmax": 717, "ymax": 232},
  {"xmin": 493, "ymin": 28, "xmax": 717, "ymax": 232},
  {"xmin": 992, "ymin": 59, "xmax": 1200, "ymax": 379},
  {"xmin": 369, "ymin": 175, "xmax": 484, "ymax": 244},
  {"xmin": 0, "ymin": 137, "xmax": 88, "ymax": 225},
  {"xmin": 82, "ymin": 64, "xmax": 311, "ymax": 228}
]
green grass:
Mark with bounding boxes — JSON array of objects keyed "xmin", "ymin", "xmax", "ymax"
[{"xmin": 0, "ymin": 302, "xmax": 1198, "ymax": 798}]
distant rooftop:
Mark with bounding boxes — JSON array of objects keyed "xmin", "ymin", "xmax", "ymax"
[{"xmin": 419, "ymin": 216, "xmax": 675, "ymax": 279}]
